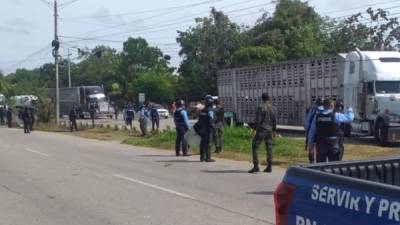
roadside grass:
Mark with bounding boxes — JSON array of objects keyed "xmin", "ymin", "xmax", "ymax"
[{"xmin": 34, "ymin": 123, "xmax": 400, "ymax": 167}]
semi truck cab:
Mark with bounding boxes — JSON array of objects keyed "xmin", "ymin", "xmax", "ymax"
[{"xmin": 341, "ymin": 51, "xmax": 400, "ymax": 145}]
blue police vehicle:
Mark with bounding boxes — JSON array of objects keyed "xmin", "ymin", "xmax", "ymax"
[{"xmin": 275, "ymin": 158, "xmax": 400, "ymax": 225}]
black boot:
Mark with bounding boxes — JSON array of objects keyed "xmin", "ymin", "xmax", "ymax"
[
  {"xmin": 264, "ymin": 164, "xmax": 272, "ymax": 173},
  {"xmin": 248, "ymin": 162, "xmax": 260, "ymax": 173}
]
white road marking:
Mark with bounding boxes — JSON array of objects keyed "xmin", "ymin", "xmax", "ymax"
[
  {"xmin": 24, "ymin": 148, "xmax": 50, "ymax": 157},
  {"xmin": 113, "ymin": 174, "xmax": 197, "ymax": 200}
]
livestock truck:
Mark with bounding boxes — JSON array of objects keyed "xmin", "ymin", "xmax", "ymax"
[
  {"xmin": 48, "ymin": 86, "xmax": 114, "ymax": 119},
  {"xmin": 218, "ymin": 50, "xmax": 400, "ymax": 145}
]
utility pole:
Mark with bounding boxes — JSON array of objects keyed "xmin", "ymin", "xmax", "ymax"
[
  {"xmin": 67, "ymin": 48, "xmax": 71, "ymax": 88},
  {"xmin": 52, "ymin": 0, "xmax": 60, "ymax": 124}
]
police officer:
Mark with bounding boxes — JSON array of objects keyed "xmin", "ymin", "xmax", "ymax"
[
  {"xmin": 0, "ymin": 106, "xmax": 4, "ymax": 125},
  {"xmin": 22, "ymin": 107, "xmax": 31, "ymax": 134},
  {"xmin": 150, "ymin": 104, "xmax": 160, "ymax": 131},
  {"xmin": 194, "ymin": 95, "xmax": 215, "ymax": 162},
  {"xmin": 125, "ymin": 103, "xmax": 135, "ymax": 135},
  {"xmin": 304, "ymin": 97, "xmax": 324, "ymax": 163},
  {"xmin": 6, "ymin": 107, "xmax": 12, "ymax": 128},
  {"xmin": 139, "ymin": 104, "xmax": 150, "ymax": 136},
  {"xmin": 307, "ymin": 99, "xmax": 354, "ymax": 163},
  {"xmin": 213, "ymin": 99, "xmax": 224, "ymax": 153},
  {"xmin": 249, "ymin": 93, "xmax": 276, "ymax": 173},
  {"xmin": 335, "ymin": 99, "xmax": 346, "ymax": 161},
  {"xmin": 174, "ymin": 99, "xmax": 191, "ymax": 156},
  {"xmin": 69, "ymin": 106, "xmax": 78, "ymax": 132},
  {"xmin": 89, "ymin": 103, "xmax": 96, "ymax": 128}
]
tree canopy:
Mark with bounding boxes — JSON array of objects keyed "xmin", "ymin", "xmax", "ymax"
[{"xmin": 1, "ymin": 1, "xmax": 399, "ymax": 104}]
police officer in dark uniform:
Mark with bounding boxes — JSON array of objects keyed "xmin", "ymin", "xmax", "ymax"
[
  {"xmin": 335, "ymin": 99, "xmax": 346, "ymax": 161},
  {"xmin": 0, "ymin": 106, "xmax": 5, "ymax": 125},
  {"xmin": 89, "ymin": 103, "xmax": 96, "ymax": 128},
  {"xmin": 304, "ymin": 97, "xmax": 324, "ymax": 163},
  {"xmin": 6, "ymin": 108, "xmax": 12, "ymax": 128},
  {"xmin": 249, "ymin": 93, "xmax": 276, "ymax": 173},
  {"xmin": 213, "ymin": 99, "xmax": 224, "ymax": 153},
  {"xmin": 150, "ymin": 104, "xmax": 160, "ymax": 131},
  {"xmin": 194, "ymin": 95, "xmax": 215, "ymax": 162},
  {"xmin": 22, "ymin": 107, "xmax": 31, "ymax": 134},
  {"xmin": 173, "ymin": 99, "xmax": 191, "ymax": 156},
  {"xmin": 307, "ymin": 99, "xmax": 354, "ymax": 163},
  {"xmin": 69, "ymin": 106, "xmax": 78, "ymax": 132}
]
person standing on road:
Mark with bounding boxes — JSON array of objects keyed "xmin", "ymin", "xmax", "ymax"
[
  {"xmin": 150, "ymin": 104, "xmax": 160, "ymax": 131},
  {"xmin": 304, "ymin": 97, "xmax": 323, "ymax": 163},
  {"xmin": 0, "ymin": 106, "xmax": 5, "ymax": 125},
  {"xmin": 307, "ymin": 99, "xmax": 354, "ymax": 163},
  {"xmin": 335, "ymin": 99, "xmax": 346, "ymax": 161},
  {"xmin": 22, "ymin": 107, "xmax": 31, "ymax": 134},
  {"xmin": 174, "ymin": 99, "xmax": 191, "ymax": 156},
  {"xmin": 213, "ymin": 99, "xmax": 225, "ymax": 153},
  {"xmin": 248, "ymin": 93, "xmax": 277, "ymax": 173},
  {"xmin": 194, "ymin": 95, "xmax": 215, "ymax": 162},
  {"xmin": 139, "ymin": 104, "xmax": 150, "ymax": 136},
  {"xmin": 125, "ymin": 103, "xmax": 135, "ymax": 135},
  {"xmin": 6, "ymin": 108, "xmax": 12, "ymax": 128},
  {"xmin": 69, "ymin": 106, "xmax": 78, "ymax": 132},
  {"xmin": 89, "ymin": 103, "xmax": 96, "ymax": 128}
]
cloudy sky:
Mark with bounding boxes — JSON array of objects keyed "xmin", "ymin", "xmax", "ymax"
[{"xmin": 0, "ymin": 0, "xmax": 399, "ymax": 74}]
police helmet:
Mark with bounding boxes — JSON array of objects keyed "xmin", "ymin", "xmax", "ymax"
[
  {"xmin": 204, "ymin": 95, "xmax": 214, "ymax": 107},
  {"xmin": 336, "ymin": 99, "xmax": 344, "ymax": 110},
  {"xmin": 315, "ymin": 97, "xmax": 323, "ymax": 106},
  {"xmin": 176, "ymin": 99, "xmax": 185, "ymax": 107}
]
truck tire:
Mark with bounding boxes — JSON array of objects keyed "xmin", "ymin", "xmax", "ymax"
[{"xmin": 375, "ymin": 119, "xmax": 389, "ymax": 146}]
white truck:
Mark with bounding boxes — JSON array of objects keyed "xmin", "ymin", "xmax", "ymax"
[
  {"xmin": 0, "ymin": 93, "xmax": 5, "ymax": 108},
  {"xmin": 218, "ymin": 50, "xmax": 400, "ymax": 145},
  {"xmin": 10, "ymin": 95, "xmax": 38, "ymax": 109},
  {"xmin": 48, "ymin": 86, "xmax": 114, "ymax": 119}
]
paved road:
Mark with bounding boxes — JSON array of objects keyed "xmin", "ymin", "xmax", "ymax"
[{"xmin": 0, "ymin": 128, "xmax": 283, "ymax": 225}]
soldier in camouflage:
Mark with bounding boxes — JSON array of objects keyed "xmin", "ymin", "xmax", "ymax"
[{"xmin": 249, "ymin": 93, "xmax": 277, "ymax": 173}]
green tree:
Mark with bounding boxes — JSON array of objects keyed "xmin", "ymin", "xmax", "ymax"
[
  {"xmin": 231, "ymin": 46, "xmax": 285, "ymax": 66},
  {"xmin": 326, "ymin": 8, "xmax": 400, "ymax": 54},
  {"xmin": 119, "ymin": 38, "xmax": 170, "ymax": 100},
  {"xmin": 177, "ymin": 8, "xmax": 243, "ymax": 99},
  {"xmin": 243, "ymin": 0, "xmax": 326, "ymax": 60},
  {"xmin": 131, "ymin": 71, "xmax": 177, "ymax": 104},
  {"xmin": 77, "ymin": 46, "xmax": 121, "ymax": 92}
]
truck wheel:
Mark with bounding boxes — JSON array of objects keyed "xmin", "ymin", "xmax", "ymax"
[{"xmin": 376, "ymin": 120, "xmax": 389, "ymax": 146}]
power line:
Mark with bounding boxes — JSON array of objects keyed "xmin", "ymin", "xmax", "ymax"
[
  {"xmin": 3, "ymin": 44, "xmax": 50, "ymax": 72},
  {"xmin": 66, "ymin": 2, "xmax": 270, "ymax": 41},
  {"xmin": 60, "ymin": 8, "xmax": 268, "ymax": 45},
  {"xmin": 61, "ymin": 0, "xmax": 224, "ymax": 20},
  {"xmin": 321, "ymin": 0, "xmax": 400, "ymax": 15},
  {"xmin": 63, "ymin": 0, "xmax": 267, "ymax": 39},
  {"xmin": 60, "ymin": 0, "xmax": 80, "ymax": 7}
]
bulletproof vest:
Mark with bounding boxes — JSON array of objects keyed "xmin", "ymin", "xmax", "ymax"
[
  {"xmin": 174, "ymin": 109, "xmax": 186, "ymax": 128},
  {"xmin": 215, "ymin": 107, "xmax": 224, "ymax": 123},
  {"xmin": 126, "ymin": 109, "xmax": 134, "ymax": 118},
  {"xmin": 316, "ymin": 111, "xmax": 338, "ymax": 140},
  {"xmin": 198, "ymin": 107, "xmax": 212, "ymax": 130}
]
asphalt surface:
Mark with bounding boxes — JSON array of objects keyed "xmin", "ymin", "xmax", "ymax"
[{"xmin": 0, "ymin": 128, "xmax": 283, "ymax": 225}]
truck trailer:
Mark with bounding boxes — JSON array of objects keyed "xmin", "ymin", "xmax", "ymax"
[
  {"xmin": 218, "ymin": 50, "xmax": 400, "ymax": 145},
  {"xmin": 48, "ymin": 86, "xmax": 114, "ymax": 119}
]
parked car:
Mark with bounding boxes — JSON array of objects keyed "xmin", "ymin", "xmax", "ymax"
[{"xmin": 157, "ymin": 107, "xmax": 169, "ymax": 119}]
